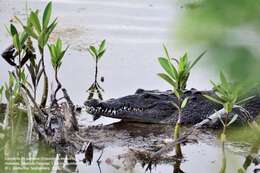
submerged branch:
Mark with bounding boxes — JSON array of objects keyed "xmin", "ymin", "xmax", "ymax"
[{"xmin": 62, "ymin": 88, "xmax": 78, "ymax": 131}]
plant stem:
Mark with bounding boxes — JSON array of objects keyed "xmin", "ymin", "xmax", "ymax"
[
  {"xmin": 53, "ymin": 68, "xmax": 62, "ymax": 101},
  {"xmin": 219, "ymin": 111, "xmax": 228, "ymax": 173},
  {"xmin": 33, "ymin": 86, "xmax": 37, "ymax": 101},
  {"xmin": 40, "ymin": 49, "xmax": 49, "ymax": 108},
  {"xmin": 94, "ymin": 56, "xmax": 98, "ymax": 84},
  {"xmin": 173, "ymin": 97, "xmax": 183, "ymax": 157}
]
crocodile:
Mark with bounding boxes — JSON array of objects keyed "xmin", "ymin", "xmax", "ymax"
[{"xmin": 84, "ymin": 89, "xmax": 260, "ymax": 125}]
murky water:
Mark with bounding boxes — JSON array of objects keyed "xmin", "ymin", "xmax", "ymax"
[{"xmin": 0, "ymin": 0, "xmax": 259, "ymax": 172}]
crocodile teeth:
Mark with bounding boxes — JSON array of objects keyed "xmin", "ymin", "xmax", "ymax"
[
  {"xmin": 108, "ymin": 109, "xmax": 112, "ymax": 114},
  {"xmin": 112, "ymin": 110, "xmax": 116, "ymax": 115}
]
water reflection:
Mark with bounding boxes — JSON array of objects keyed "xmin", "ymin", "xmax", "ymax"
[
  {"xmin": 1, "ymin": 110, "xmax": 260, "ymax": 173},
  {"xmin": 173, "ymin": 160, "xmax": 184, "ymax": 173},
  {"xmin": 87, "ymin": 80, "xmax": 104, "ymax": 101}
]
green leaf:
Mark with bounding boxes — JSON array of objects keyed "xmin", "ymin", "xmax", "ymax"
[
  {"xmin": 43, "ymin": 2, "xmax": 52, "ymax": 29},
  {"xmin": 203, "ymin": 94, "xmax": 223, "ymax": 105},
  {"xmin": 45, "ymin": 18, "xmax": 57, "ymax": 37},
  {"xmin": 158, "ymin": 57, "xmax": 176, "ymax": 80},
  {"xmin": 24, "ymin": 26, "xmax": 38, "ymax": 39},
  {"xmin": 13, "ymin": 34, "xmax": 21, "ymax": 51},
  {"xmin": 60, "ymin": 46, "xmax": 69, "ymax": 59},
  {"xmin": 19, "ymin": 31, "xmax": 28, "ymax": 46},
  {"xmin": 10, "ymin": 24, "xmax": 18, "ymax": 37},
  {"xmin": 89, "ymin": 46, "xmax": 97, "ymax": 57},
  {"xmin": 181, "ymin": 97, "xmax": 189, "ymax": 108},
  {"xmin": 48, "ymin": 44, "xmax": 55, "ymax": 59},
  {"xmin": 236, "ymin": 95, "xmax": 255, "ymax": 105},
  {"xmin": 178, "ymin": 53, "xmax": 188, "ymax": 72},
  {"xmin": 98, "ymin": 49, "xmax": 106, "ymax": 59},
  {"xmin": 38, "ymin": 32, "xmax": 45, "ymax": 49},
  {"xmin": 99, "ymin": 39, "xmax": 106, "ymax": 53},
  {"xmin": 158, "ymin": 73, "xmax": 176, "ymax": 87},
  {"xmin": 163, "ymin": 44, "xmax": 170, "ymax": 59},
  {"xmin": 56, "ymin": 38, "xmax": 62, "ymax": 54},
  {"xmin": 30, "ymin": 11, "xmax": 41, "ymax": 34},
  {"xmin": 189, "ymin": 50, "xmax": 206, "ymax": 71}
]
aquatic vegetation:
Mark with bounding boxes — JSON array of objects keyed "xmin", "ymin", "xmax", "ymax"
[
  {"xmin": 48, "ymin": 38, "xmax": 68, "ymax": 102},
  {"xmin": 204, "ymin": 72, "xmax": 256, "ymax": 173},
  {"xmin": 157, "ymin": 45, "xmax": 205, "ymax": 157},
  {"xmin": 24, "ymin": 1, "xmax": 57, "ymax": 107},
  {"xmin": 87, "ymin": 40, "xmax": 106, "ymax": 100},
  {"xmin": 25, "ymin": 40, "xmax": 42, "ymax": 101},
  {"xmin": 0, "ymin": 1, "xmax": 70, "ymax": 146},
  {"xmin": 2, "ymin": 2, "xmax": 58, "ymax": 108}
]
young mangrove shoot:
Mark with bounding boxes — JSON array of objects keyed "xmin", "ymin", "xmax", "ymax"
[
  {"xmin": 48, "ymin": 38, "xmax": 68, "ymax": 103},
  {"xmin": 87, "ymin": 40, "xmax": 106, "ymax": 100},
  {"xmin": 24, "ymin": 1, "xmax": 57, "ymax": 107},
  {"xmin": 204, "ymin": 72, "xmax": 250, "ymax": 173},
  {"xmin": 158, "ymin": 45, "xmax": 205, "ymax": 157}
]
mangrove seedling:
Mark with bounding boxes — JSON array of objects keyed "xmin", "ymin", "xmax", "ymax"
[
  {"xmin": 158, "ymin": 45, "xmax": 205, "ymax": 157},
  {"xmin": 24, "ymin": 1, "xmax": 57, "ymax": 107},
  {"xmin": 48, "ymin": 38, "xmax": 68, "ymax": 103},
  {"xmin": 87, "ymin": 40, "xmax": 106, "ymax": 100},
  {"xmin": 204, "ymin": 72, "xmax": 250, "ymax": 173},
  {"xmin": 4, "ymin": 24, "xmax": 31, "ymax": 83}
]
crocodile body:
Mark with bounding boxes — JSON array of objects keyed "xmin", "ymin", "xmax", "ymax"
[{"xmin": 84, "ymin": 89, "xmax": 260, "ymax": 125}]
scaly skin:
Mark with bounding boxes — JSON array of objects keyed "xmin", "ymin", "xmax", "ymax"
[{"xmin": 84, "ymin": 88, "xmax": 260, "ymax": 125}]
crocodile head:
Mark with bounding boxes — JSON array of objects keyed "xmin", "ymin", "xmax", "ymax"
[{"xmin": 84, "ymin": 89, "xmax": 179, "ymax": 123}]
